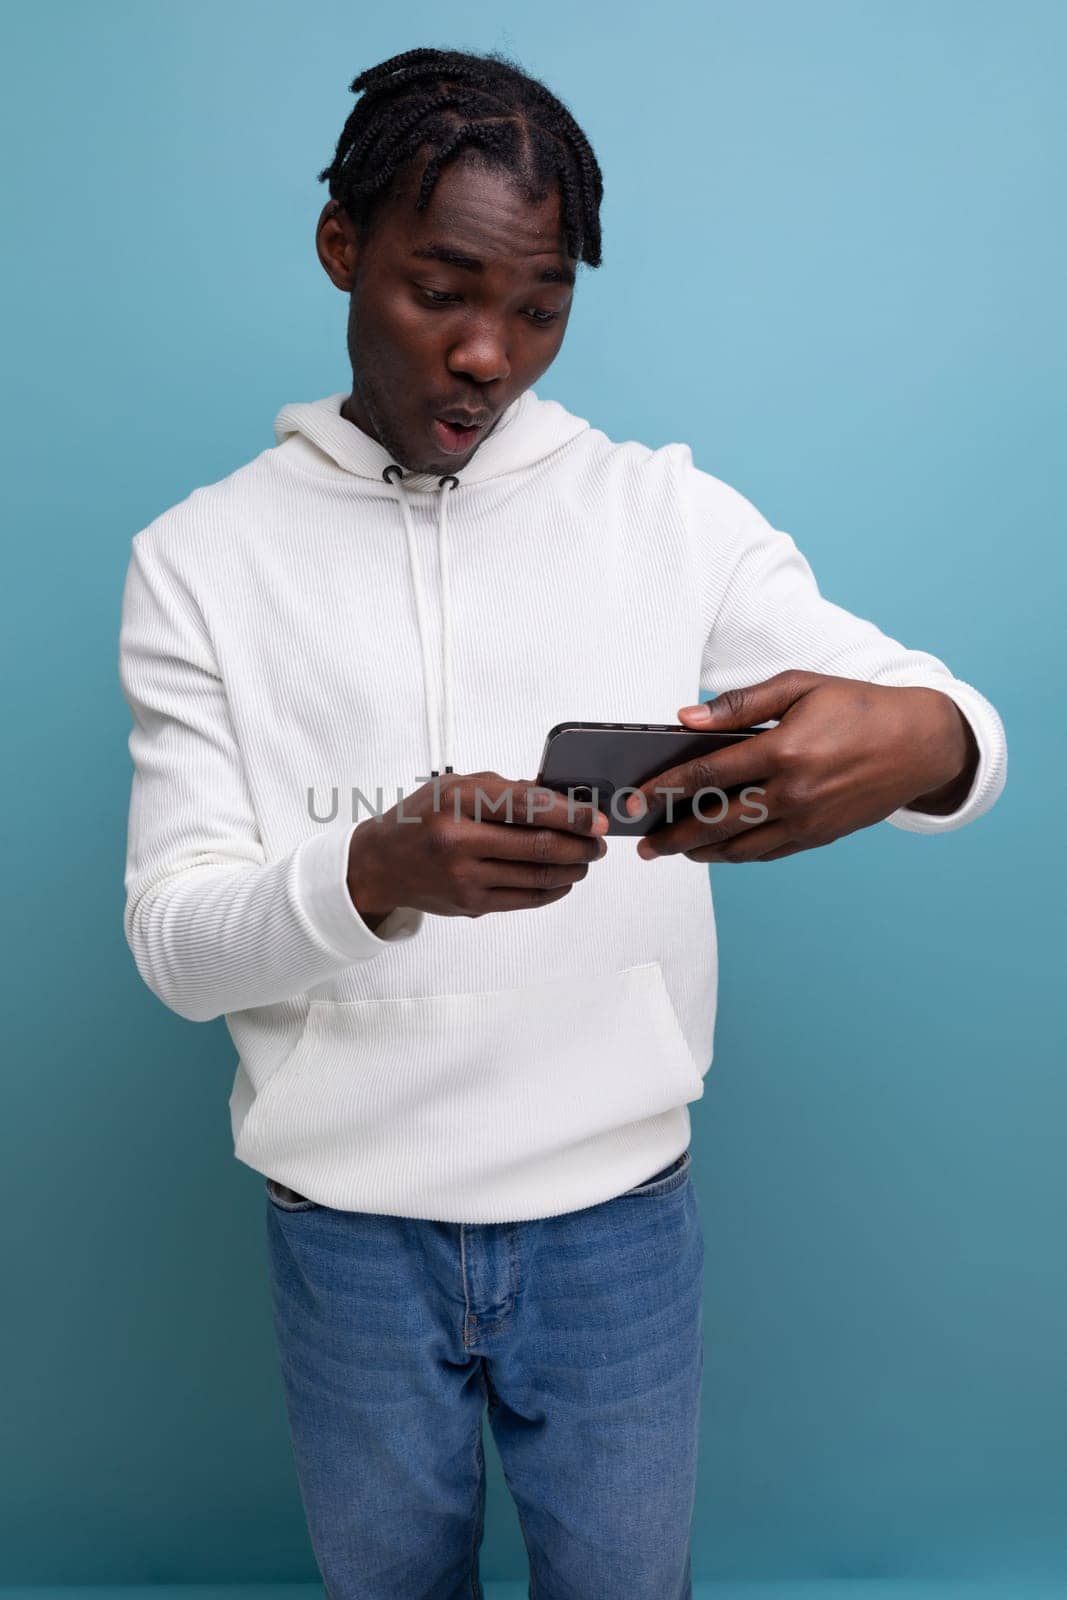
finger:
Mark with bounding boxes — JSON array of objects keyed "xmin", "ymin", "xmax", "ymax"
[
  {"xmin": 622, "ymin": 729, "xmax": 782, "ymax": 819},
  {"xmin": 635, "ymin": 784, "xmax": 775, "ymax": 858},
  {"xmin": 456, "ymin": 776, "xmax": 609, "ymax": 836},
  {"xmin": 675, "ymin": 670, "xmax": 821, "ymax": 732},
  {"xmin": 473, "ymin": 857, "xmax": 594, "ymax": 891},
  {"xmin": 481, "ymin": 884, "xmax": 575, "ymax": 912},
  {"xmin": 682, "ymin": 820, "xmax": 800, "ymax": 864},
  {"xmin": 468, "ymin": 821, "xmax": 608, "ymax": 866}
]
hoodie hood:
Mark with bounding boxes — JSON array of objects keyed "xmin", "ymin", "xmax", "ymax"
[
  {"xmin": 273, "ymin": 386, "xmax": 588, "ymax": 492},
  {"xmin": 271, "ymin": 387, "xmax": 590, "ymax": 779}
]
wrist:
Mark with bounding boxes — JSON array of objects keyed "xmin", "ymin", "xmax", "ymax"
[
  {"xmin": 905, "ymin": 691, "xmax": 979, "ymax": 815},
  {"xmin": 346, "ymin": 822, "xmax": 399, "ymax": 931}
]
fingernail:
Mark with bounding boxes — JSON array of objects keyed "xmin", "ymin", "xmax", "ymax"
[{"xmin": 682, "ymin": 703, "xmax": 712, "ymax": 723}]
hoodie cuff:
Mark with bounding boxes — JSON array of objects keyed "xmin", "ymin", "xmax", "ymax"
[
  {"xmin": 885, "ymin": 683, "xmax": 1007, "ymax": 836},
  {"xmin": 293, "ymin": 821, "xmax": 425, "ymax": 959}
]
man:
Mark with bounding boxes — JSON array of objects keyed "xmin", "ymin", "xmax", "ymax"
[{"xmin": 118, "ymin": 45, "xmax": 1007, "ymax": 1600}]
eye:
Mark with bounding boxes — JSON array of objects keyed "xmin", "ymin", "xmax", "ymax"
[{"xmin": 416, "ymin": 288, "xmax": 561, "ymax": 325}]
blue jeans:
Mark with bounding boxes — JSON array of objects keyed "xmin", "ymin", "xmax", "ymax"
[{"xmin": 264, "ymin": 1147, "xmax": 703, "ymax": 1600}]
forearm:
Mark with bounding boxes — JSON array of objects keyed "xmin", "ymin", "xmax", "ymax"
[{"xmin": 125, "ymin": 820, "xmax": 420, "ymax": 1023}]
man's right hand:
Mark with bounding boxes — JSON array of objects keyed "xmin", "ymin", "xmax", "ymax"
[{"xmin": 346, "ymin": 771, "xmax": 610, "ymax": 927}]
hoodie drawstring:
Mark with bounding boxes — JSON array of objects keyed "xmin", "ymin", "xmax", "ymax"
[{"xmin": 382, "ymin": 465, "xmax": 459, "ymax": 779}]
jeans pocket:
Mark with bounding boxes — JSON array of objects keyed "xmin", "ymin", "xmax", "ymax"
[
  {"xmin": 265, "ymin": 1176, "xmax": 318, "ymax": 1212},
  {"xmin": 618, "ymin": 1147, "xmax": 691, "ymax": 1199}
]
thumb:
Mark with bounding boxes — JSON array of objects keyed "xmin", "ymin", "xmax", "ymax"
[{"xmin": 677, "ymin": 670, "xmax": 819, "ymax": 730}]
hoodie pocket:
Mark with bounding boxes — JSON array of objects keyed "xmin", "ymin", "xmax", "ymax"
[{"xmin": 233, "ymin": 959, "xmax": 704, "ymax": 1177}]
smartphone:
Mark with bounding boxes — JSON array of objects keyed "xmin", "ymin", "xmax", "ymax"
[{"xmin": 535, "ymin": 720, "xmax": 767, "ymax": 837}]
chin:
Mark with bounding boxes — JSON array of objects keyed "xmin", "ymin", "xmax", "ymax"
[
  {"xmin": 393, "ymin": 440, "xmax": 460, "ymax": 476},
  {"xmin": 426, "ymin": 447, "xmax": 480, "ymax": 475},
  {"xmin": 390, "ymin": 424, "xmax": 481, "ymax": 476}
]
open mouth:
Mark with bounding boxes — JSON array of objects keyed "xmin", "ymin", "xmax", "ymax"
[{"xmin": 432, "ymin": 417, "xmax": 485, "ymax": 453}]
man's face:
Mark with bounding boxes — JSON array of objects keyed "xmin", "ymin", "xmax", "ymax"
[{"xmin": 316, "ymin": 152, "xmax": 576, "ymax": 474}]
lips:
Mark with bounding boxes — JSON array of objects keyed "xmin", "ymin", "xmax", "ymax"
[{"xmin": 432, "ymin": 417, "xmax": 486, "ymax": 454}]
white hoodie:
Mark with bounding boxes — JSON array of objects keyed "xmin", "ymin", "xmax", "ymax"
[{"xmin": 118, "ymin": 387, "xmax": 1007, "ymax": 1222}]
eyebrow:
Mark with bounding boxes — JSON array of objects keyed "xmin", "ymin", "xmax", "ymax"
[{"xmin": 409, "ymin": 241, "xmax": 575, "ymax": 288}]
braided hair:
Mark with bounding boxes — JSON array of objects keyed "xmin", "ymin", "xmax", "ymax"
[{"xmin": 317, "ymin": 47, "xmax": 604, "ymax": 270}]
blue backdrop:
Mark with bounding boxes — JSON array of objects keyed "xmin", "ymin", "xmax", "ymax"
[{"xmin": 2, "ymin": 0, "xmax": 1062, "ymax": 1589}]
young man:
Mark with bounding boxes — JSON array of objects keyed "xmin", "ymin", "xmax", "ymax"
[{"xmin": 118, "ymin": 46, "xmax": 1007, "ymax": 1600}]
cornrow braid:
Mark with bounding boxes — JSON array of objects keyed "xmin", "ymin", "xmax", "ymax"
[{"xmin": 317, "ymin": 47, "xmax": 604, "ymax": 269}]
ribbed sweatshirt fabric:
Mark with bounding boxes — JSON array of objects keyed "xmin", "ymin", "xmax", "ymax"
[{"xmin": 118, "ymin": 387, "xmax": 1008, "ymax": 1223}]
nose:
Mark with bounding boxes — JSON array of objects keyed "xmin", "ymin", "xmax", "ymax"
[{"xmin": 447, "ymin": 324, "xmax": 510, "ymax": 387}]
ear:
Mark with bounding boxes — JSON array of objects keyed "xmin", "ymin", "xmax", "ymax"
[{"xmin": 316, "ymin": 200, "xmax": 359, "ymax": 292}]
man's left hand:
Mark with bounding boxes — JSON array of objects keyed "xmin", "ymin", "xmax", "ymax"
[{"xmin": 625, "ymin": 670, "xmax": 979, "ymax": 863}]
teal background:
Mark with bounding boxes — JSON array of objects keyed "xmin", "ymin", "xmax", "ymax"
[{"xmin": 2, "ymin": 0, "xmax": 1062, "ymax": 1591}]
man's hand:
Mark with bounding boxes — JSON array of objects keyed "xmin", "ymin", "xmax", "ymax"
[
  {"xmin": 348, "ymin": 771, "xmax": 609, "ymax": 924},
  {"xmin": 624, "ymin": 671, "xmax": 978, "ymax": 864}
]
